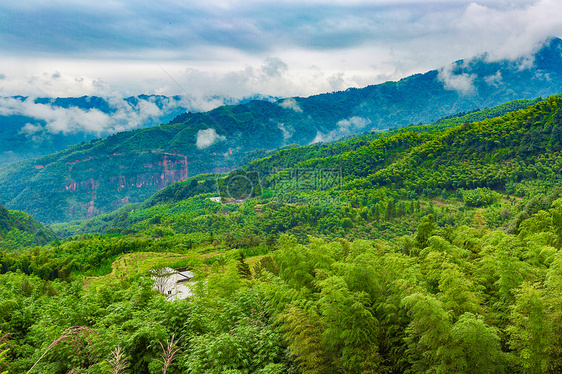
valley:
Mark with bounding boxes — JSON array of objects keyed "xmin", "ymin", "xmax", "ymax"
[
  {"xmin": 3, "ymin": 38, "xmax": 562, "ymax": 223},
  {"xmin": 2, "ymin": 33, "xmax": 562, "ymax": 373},
  {"xmin": 2, "ymin": 90, "xmax": 562, "ymax": 372}
]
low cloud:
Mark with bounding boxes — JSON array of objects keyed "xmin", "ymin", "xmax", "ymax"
[
  {"xmin": 458, "ymin": 1, "xmax": 562, "ymax": 62},
  {"xmin": 278, "ymin": 98, "xmax": 302, "ymax": 112},
  {"xmin": 196, "ymin": 128, "xmax": 226, "ymax": 149},
  {"xmin": 0, "ymin": 95, "xmax": 189, "ymax": 137},
  {"xmin": 20, "ymin": 123, "xmax": 51, "ymax": 143},
  {"xmin": 534, "ymin": 70, "xmax": 552, "ymax": 81},
  {"xmin": 437, "ymin": 63, "xmax": 476, "ymax": 95},
  {"xmin": 484, "ymin": 71, "xmax": 503, "ymax": 86},
  {"xmin": 311, "ymin": 116, "xmax": 371, "ymax": 144},
  {"xmin": 0, "ymin": 97, "xmax": 109, "ymax": 135},
  {"xmin": 277, "ymin": 122, "xmax": 294, "ymax": 140},
  {"xmin": 336, "ymin": 116, "xmax": 371, "ymax": 130},
  {"xmin": 21, "ymin": 123, "xmax": 43, "ymax": 135}
]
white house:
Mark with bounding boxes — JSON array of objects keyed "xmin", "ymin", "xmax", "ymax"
[{"xmin": 150, "ymin": 267, "xmax": 196, "ymax": 300}]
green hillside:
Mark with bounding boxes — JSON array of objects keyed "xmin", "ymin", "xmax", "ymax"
[
  {"xmin": 1, "ymin": 38, "xmax": 562, "ymax": 224},
  {"xmin": 50, "ymin": 96, "xmax": 551, "ymax": 240},
  {"xmin": 0, "ymin": 204, "xmax": 55, "ymax": 251},
  {"xmin": 3, "ymin": 94, "xmax": 562, "ymax": 373},
  {"xmin": 0, "ymin": 95, "xmax": 190, "ymax": 165}
]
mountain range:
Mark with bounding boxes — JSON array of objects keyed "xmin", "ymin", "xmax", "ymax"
[
  {"xmin": 4, "ymin": 62, "xmax": 562, "ymax": 374},
  {"xmin": 50, "ymin": 94, "xmax": 550, "ymax": 239},
  {"xmin": 0, "ymin": 94, "xmax": 280, "ymax": 165},
  {"xmin": 1, "ymin": 37, "xmax": 562, "ymax": 224}
]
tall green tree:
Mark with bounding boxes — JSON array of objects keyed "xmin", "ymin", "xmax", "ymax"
[
  {"xmin": 508, "ymin": 283, "xmax": 551, "ymax": 373},
  {"xmin": 402, "ymin": 293, "xmax": 453, "ymax": 373},
  {"xmin": 448, "ymin": 313, "xmax": 505, "ymax": 373},
  {"xmin": 317, "ymin": 276, "xmax": 380, "ymax": 373},
  {"xmin": 413, "ymin": 215, "xmax": 434, "ymax": 252}
]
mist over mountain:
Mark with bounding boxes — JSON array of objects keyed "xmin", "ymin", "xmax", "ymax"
[
  {"xmin": 0, "ymin": 94, "xmax": 281, "ymax": 165},
  {"xmin": 1, "ymin": 37, "xmax": 562, "ymax": 223},
  {"xmin": 5, "ymin": 1, "xmax": 562, "ymax": 372},
  {"xmin": 0, "ymin": 95, "xmax": 187, "ymax": 164}
]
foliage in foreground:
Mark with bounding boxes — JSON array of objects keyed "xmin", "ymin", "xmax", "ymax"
[
  {"xmin": 3, "ymin": 95, "xmax": 562, "ymax": 372},
  {"xmin": 3, "ymin": 193, "xmax": 562, "ymax": 373}
]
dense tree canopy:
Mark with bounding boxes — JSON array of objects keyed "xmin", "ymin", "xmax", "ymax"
[{"xmin": 2, "ymin": 94, "xmax": 562, "ymax": 373}]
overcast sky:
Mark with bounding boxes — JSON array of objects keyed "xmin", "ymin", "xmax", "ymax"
[{"xmin": 1, "ymin": 0, "xmax": 561, "ymax": 102}]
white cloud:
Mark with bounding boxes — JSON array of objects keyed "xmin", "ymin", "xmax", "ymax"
[
  {"xmin": 0, "ymin": 1, "xmax": 560, "ymax": 101},
  {"xmin": 311, "ymin": 131, "xmax": 328, "ymax": 144},
  {"xmin": 534, "ymin": 70, "xmax": 552, "ymax": 81},
  {"xmin": 311, "ymin": 116, "xmax": 371, "ymax": 144},
  {"xmin": 278, "ymin": 98, "xmax": 302, "ymax": 112},
  {"xmin": 458, "ymin": 0, "xmax": 562, "ymax": 61},
  {"xmin": 21, "ymin": 123, "xmax": 42, "ymax": 134},
  {"xmin": 0, "ymin": 95, "xmax": 187, "ymax": 136},
  {"xmin": 336, "ymin": 116, "xmax": 370, "ymax": 130},
  {"xmin": 484, "ymin": 71, "xmax": 503, "ymax": 86},
  {"xmin": 175, "ymin": 56, "xmax": 359, "ymax": 99},
  {"xmin": 437, "ymin": 63, "xmax": 476, "ymax": 95},
  {"xmin": 196, "ymin": 128, "xmax": 226, "ymax": 149},
  {"xmin": 20, "ymin": 123, "xmax": 51, "ymax": 143},
  {"xmin": 261, "ymin": 57, "xmax": 288, "ymax": 78},
  {"xmin": 277, "ymin": 122, "xmax": 294, "ymax": 140}
]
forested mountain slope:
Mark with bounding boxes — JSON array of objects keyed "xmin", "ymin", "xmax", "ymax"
[
  {"xmin": 4, "ymin": 94, "xmax": 562, "ymax": 374},
  {"xmin": 0, "ymin": 94, "xmax": 281, "ymax": 165},
  {"xmin": 1, "ymin": 38, "xmax": 562, "ymax": 223},
  {"xmin": 52, "ymin": 94, "xmax": 561, "ymax": 241},
  {"xmin": 0, "ymin": 95, "xmax": 192, "ymax": 165},
  {"xmin": 0, "ymin": 204, "xmax": 55, "ymax": 251}
]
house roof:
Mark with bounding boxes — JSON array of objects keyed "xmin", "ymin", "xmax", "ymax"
[{"xmin": 177, "ymin": 270, "xmax": 194, "ymax": 283}]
